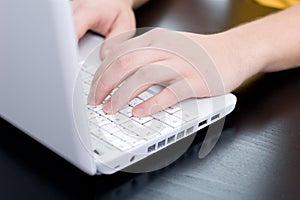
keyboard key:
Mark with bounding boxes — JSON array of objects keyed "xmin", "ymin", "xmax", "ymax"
[
  {"xmin": 88, "ymin": 104, "xmax": 103, "ymax": 112},
  {"xmin": 144, "ymin": 119, "xmax": 173, "ymax": 135},
  {"xmin": 129, "ymin": 98, "xmax": 143, "ymax": 107},
  {"xmin": 155, "ymin": 114, "xmax": 183, "ymax": 128},
  {"xmin": 121, "ymin": 120, "xmax": 144, "ymax": 130},
  {"xmin": 132, "ymin": 116, "xmax": 153, "ymax": 124},
  {"xmin": 173, "ymin": 109, "xmax": 198, "ymax": 122},
  {"xmin": 164, "ymin": 104, "xmax": 182, "ymax": 114},
  {"xmin": 101, "ymin": 123, "xmax": 123, "ymax": 133},
  {"xmin": 152, "ymin": 110, "xmax": 168, "ymax": 119},
  {"xmin": 90, "ymin": 116, "xmax": 111, "ymax": 127},
  {"xmin": 148, "ymin": 85, "xmax": 164, "ymax": 94},
  {"xmin": 109, "ymin": 113, "xmax": 131, "ymax": 124},
  {"xmin": 119, "ymin": 105, "xmax": 133, "ymax": 117},
  {"xmin": 133, "ymin": 127, "xmax": 160, "ymax": 139},
  {"xmin": 86, "ymin": 110, "xmax": 98, "ymax": 120},
  {"xmin": 138, "ymin": 91, "xmax": 153, "ymax": 101}
]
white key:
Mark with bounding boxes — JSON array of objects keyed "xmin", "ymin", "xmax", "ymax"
[
  {"xmin": 119, "ymin": 106, "xmax": 133, "ymax": 117},
  {"xmin": 129, "ymin": 98, "xmax": 143, "ymax": 107},
  {"xmin": 157, "ymin": 114, "xmax": 183, "ymax": 128},
  {"xmin": 90, "ymin": 127, "xmax": 106, "ymax": 138},
  {"xmin": 173, "ymin": 109, "xmax": 198, "ymax": 122},
  {"xmin": 86, "ymin": 110, "xmax": 99, "ymax": 120},
  {"xmin": 103, "ymin": 95, "xmax": 111, "ymax": 104},
  {"xmin": 110, "ymin": 140, "xmax": 132, "ymax": 151},
  {"xmin": 164, "ymin": 104, "xmax": 182, "ymax": 114},
  {"xmin": 138, "ymin": 91, "xmax": 153, "ymax": 101},
  {"xmin": 152, "ymin": 110, "xmax": 168, "ymax": 119},
  {"xmin": 133, "ymin": 127, "xmax": 160, "ymax": 139},
  {"xmin": 90, "ymin": 116, "xmax": 111, "ymax": 127},
  {"xmin": 121, "ymin": 120, "xmax": 144, "ymax": 130},
  {"xmin": 144, "ymin": 119, "xmax": 173, "ymax": 135},
  {"xmin": 154, "ymin": 113, "xmax": 183, "ymax": 127},
  {"xmin": 148, "ymin": 85, "xmax": 164, "ymax": 94},
  {"xmin": 96, "ymin": 108, "xmax": 108, "ymax": 116},
  {"xmin": 101, "ymin": 132, "xmax": 120, "ymax": 144},
  {"xmin": 88, "ymin": 104, "xmax": 103, "ymax": 112},
  {"xmin": 113, "ymin": 130, "xmax": 133, "ymax": 141},
  {"xmin": 109, "ymin": 113, "xmax": 130, "ymax": 124},
  {"xmin": 111, "ymin": 87, "xmax": 118, "ymax": 95},
  {"xmin": 101, "ymin": 123, "xmax": 123, "ymax": 133},
  {"xmin": 132, "ymin": 116, "xmax": 153, "ymax": 124}
]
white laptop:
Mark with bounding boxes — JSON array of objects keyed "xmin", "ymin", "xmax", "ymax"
[{"xmin": 0, "ymin": 0, "xmax": 237, "ymax": 175}]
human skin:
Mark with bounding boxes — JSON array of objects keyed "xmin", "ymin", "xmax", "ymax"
[
  {"xmin": 72, "ymin": 0, "xmax": 148, "ymax": 58},
  {"xmin": 72, "ymin": 1, "xmax": 300, "ymax": 117}
]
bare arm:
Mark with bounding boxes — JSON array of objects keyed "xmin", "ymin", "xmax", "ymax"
[{"xmin": 88, "ymin": 4, "xmax": 300, "ymax": 117}]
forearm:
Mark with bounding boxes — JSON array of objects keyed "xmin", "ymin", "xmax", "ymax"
[{"xmin": 225, "ymin": 4, "xmax": 300, "ymax": 75}]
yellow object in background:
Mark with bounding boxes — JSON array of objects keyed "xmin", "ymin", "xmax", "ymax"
[{"xmin": 254, "ymin": 0, "xmax": 299, "ymax": 9}]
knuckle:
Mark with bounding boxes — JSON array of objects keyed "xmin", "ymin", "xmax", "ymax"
[{"xmin": 115, "ymin": 54, "xmax": 131, "ymax": 70}]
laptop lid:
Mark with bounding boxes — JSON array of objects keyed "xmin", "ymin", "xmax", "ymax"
[{"xmin": 0, "ymin": 0, "xmax": 96, "ymax": 175}]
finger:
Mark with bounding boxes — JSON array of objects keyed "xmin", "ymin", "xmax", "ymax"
[
  {"xmin": 132, "ymin": 79, "xmax": 202, "ymax": 118},
  {"xmin": 92, "ymin": 28, "xmax": 169, "ymax": 81},
  {"xmin": 71, "ymin": 1, "xmax": 91, "ymax": 40},
  {"xmin": 100, "ymin": 13, "xmax": 136, "ymax": 60},
  {"xmin": 103, "ymin": 63, "xmax": 179, "ymax": 114},
  {"xmin": 88, "ymin": 49, "xmax": 171, "ymax": 105},
  {"xmin": 71, "ymin": 1, "xmax": 114, "ymax": 41}
]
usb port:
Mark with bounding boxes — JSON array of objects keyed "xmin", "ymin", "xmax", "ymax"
[
  {"xmin": 158, "ymin": 140, "xmax": 166, "ymax": 149},
  {"xmin": 167, "ymin": 135, "xmax": 175, "ymax": 144},
  {"xmin": 198, "ymin": 120, "xmax": 207, "ymax": 127},
  {"xmin": 211, "ymin": 113, "xmax": 220, "ymax": 121},
  {"xmin": 147, "ymin": 144, "xmax": 156, "ymax": 153}
]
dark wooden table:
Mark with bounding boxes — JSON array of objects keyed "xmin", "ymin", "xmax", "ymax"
[{"xmin": 1, "ymin": 0, "xmax": 300, "ymax": 199}]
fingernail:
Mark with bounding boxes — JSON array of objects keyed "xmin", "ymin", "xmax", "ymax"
[{"xmin": 103, "ymin": 99, "xmax": 112, "ymax": 114}]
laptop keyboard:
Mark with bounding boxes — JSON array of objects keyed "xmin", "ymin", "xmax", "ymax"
[{"xmin": 80, "ymin": 63, "xmax": 198, "ymax": 152}]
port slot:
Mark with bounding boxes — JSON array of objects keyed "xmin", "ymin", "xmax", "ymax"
[
  {"xmin": 167, "ymin": 135, "xmax": 175, "ymax": 144},
  {"xmin": 211, "ymin": 113, "xmax": 220, "ymax": 121},
  {"xmin": 147, "ymin": 144, "xmax": 156, "ymax": 153},
  {"xmin": 198, "ymin": 120, "xmax": 207, "ymax": 127},
  {"xmin": 186, "ymin": 126, "xmax": 194, "ymax": 135},
  {"xmin": 158, "ymin": 140, "xmax": 166, "ymax": 149},
  {"xmin": 177, "ymin": 131, "xmax": 185, "ymax": 140}
]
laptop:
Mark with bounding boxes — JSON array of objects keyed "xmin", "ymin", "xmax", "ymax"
[{"xmin": 0, "ymin": 0, "xmax": 237, "ymax": 175}]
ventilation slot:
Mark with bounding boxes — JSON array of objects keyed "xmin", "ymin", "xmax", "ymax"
[
  {"xmin": 211, "ymin": 113, "xmax": 220, "ymax": 121},
  {"xmin": 186, "ymin": 126, "xmax": 194, "ymax": 135}
]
